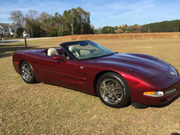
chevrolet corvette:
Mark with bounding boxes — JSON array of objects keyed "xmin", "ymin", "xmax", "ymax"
[{"xmin": 13, "ymin": 40, "xmax": 180, "ymax": 108}]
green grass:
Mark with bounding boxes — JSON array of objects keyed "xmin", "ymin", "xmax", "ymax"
[{"xmin": 0, "ymin": 38, "xmax": 180, "ymax": 135}]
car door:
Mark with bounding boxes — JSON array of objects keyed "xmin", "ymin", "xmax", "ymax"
[{"xmin": 37, "ymin": 55, "xmax": 88, "ymax": 90}]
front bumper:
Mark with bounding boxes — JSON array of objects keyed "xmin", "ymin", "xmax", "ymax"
[{"xmin": 134, "ymin": 79, "xmax": 180, "ymax": 105}]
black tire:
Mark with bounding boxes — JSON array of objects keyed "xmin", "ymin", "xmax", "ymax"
[
  {"xmin": 20, "ymin": 61, "xmax": 36, "ymax": 84},
  {"xmin": 96, "ymin": 72, "xmax": 130, "ymax": 108}
]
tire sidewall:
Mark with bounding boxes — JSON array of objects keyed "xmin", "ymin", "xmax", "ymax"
[
  {"xmin": 96, "ymin": 72, "xmax": 130, "ymax": 108},
  {"xmin": 20, "ymin": 61, "xmax": 36, "ymax": 84}
]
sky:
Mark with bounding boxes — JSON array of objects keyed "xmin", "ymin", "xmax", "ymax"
[{"xmin": 0, "ymin": 0, "xmax": 180, "ymax": 28}]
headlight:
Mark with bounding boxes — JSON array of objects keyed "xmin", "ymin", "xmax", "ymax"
[{"xmin": 143, "ymin": 91, "xmax": 164, "ymax": 97}]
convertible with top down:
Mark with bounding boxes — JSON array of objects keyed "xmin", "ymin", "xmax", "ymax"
[{"xmin": 13, "ymin": 40, "xmax": 180, "ymax": 108}]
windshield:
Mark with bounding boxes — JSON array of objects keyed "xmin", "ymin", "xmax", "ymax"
[{"xmin": 66, "ymin": 41, "xmax": 114, "ymax": 60}]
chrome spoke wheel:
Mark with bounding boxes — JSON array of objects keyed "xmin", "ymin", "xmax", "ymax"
[
  {"xmin": 21, "ymin": 64, "xmax": 33, "ymax": 82},
  {"xmin": 99, "ymin": 78, "xmax": 124, "ymax": 105},
  {"xmin": 97, "ymin": 72, "xmax": 130, "ymax": 108}
]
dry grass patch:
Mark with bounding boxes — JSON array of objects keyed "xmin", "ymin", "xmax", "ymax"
[
  {"xmin": 59, "ymin": 32, "xmax": 180, "ymax": 40},
  {"xmin": 0, "ymin": 38, "xmax": 180, "ymax": 135}
]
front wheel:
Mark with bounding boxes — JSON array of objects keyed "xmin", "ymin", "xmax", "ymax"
[
  {"xmin": 96, "ymin": 72, "xmax": 130, "ymax": 108},
  {"xmin": 20, "ymin": 61, "xmax": 36, "ymax": 83}
]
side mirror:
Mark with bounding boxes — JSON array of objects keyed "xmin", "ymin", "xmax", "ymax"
[{"xmin": 52, "ymin": 55, "xmax": 66, "ymax": 62}]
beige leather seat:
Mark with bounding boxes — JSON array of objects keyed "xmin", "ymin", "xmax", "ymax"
[
  {"xmin": 47, "ymin": 48, "xmax": 59, "ymax": 56},
  {"xmin": 69, "ymin": 46, "xmax": 80, "ymax": 57}
]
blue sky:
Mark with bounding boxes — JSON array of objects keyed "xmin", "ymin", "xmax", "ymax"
[{"xmin": 0, "ymin": 0, "xmax": 180, "ymax": 28}]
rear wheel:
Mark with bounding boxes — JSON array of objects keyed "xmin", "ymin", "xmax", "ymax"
[
  {"xmin": 20, "ymin": 61, "xmax": 36, "ymax": 83},
  {"xmin": 96, "ymin": 72, "xmax": 130, "ymax": 108}
]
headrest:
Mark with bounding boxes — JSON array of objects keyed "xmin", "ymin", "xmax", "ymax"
[{"xmin": 47, "ymin": 48, "xmax": 59, "ymax": 56}]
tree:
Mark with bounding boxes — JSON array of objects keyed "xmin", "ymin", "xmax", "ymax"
[
  {"xmin": 24, "ymin": 10, "xmax": 44, "ymax": 37},
  {"xmin": 39, "ymin": 12, "xmax": 51, "ymax": 36},
  {"xmin": 10, "ymin": 7, "xmax": 94, "ymax": 37},
  {"xmin": 127, "ymin": 24, "xmax": 142, "ymax": 33},
  {"xmin": 102, "ymin": 26, "xmax": 115, "ymax": 34},
  {"xmin": 9, "ymin": 10, "xmax": 24, "ymax": 26},
  {"xmin": 142, "ymin": 20, "xmax": 180, "ymax": 33},
  {"xmin": 62, "ymin": 7, "xmax": 93, "ymax": 35},
  {"xmin": 16, "ymin": 27, "xmax": 25, "ymax": 38}
]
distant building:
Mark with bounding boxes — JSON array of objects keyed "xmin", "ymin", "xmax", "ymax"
[
  {"xmin": 114, "ymin": 29, "xmax": 123, "ymax": 34},
  {"xmin": 0, "ymin": 23, "xmax": 19, "ymax": 36}
]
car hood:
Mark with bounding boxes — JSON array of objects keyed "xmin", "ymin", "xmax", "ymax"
[{"xmin": 92, "ymin": 53, "xmax": 170, "ymax": 79}]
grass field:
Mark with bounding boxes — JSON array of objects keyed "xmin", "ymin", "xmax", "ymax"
[{"xmin": 0, "ymin": 37, "xmax": 180, "ymax": 135}]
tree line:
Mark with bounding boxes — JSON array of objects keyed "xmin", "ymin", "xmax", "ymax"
[
  {"xmin": 10, "ymin": 7, "xmax": 94, "ymax": 37},
  {"xmin": 95, "ymin": 20, "xmax": 180, "ymax": 34},
  {"xmin": 10, "ymin": 7, "xmax": 180, "ymax": 37},
  {"xmin": 143, "ymin": 20, "xmax": 180, "ymax": 32}
]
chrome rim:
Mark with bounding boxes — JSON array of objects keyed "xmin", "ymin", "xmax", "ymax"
[
  {"xmin": 99, "ymin": 78, "xmax": 124, "ymax": 105},
  {"xmin": 21, "ymin": 64, "xmax": 33, "ymax": 82}
]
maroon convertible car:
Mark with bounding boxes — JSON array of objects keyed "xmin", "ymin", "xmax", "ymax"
[{"xmin": 13, "ymin": 40, "xmax": 180, "ymax": 108}]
